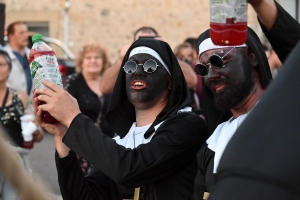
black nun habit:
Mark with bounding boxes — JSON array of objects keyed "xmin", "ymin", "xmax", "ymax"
[
  {"xmin": 106, "ymin": 38, "xmax": 191, "ymax": 139},
  {"xmin": 194, "ymin": 27, "xmax": 273, "ymax": 199},
  {"xmin": 56, "ymin": 39, "xmax": 207, "ymax": 200},
  {"xmin": 197, "ymin": 27, "xmax": 273, "ymax": 136},
  {"xmin": 194, "ymin": 3, "xmax": 300, "ymax": 199},
  {"xmin": 210, "ymin": 42, "xmax": 300, "ymax": 200}
]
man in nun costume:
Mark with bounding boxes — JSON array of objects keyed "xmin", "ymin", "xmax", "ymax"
[
  {"xmin": 193, "ymin": 0, "xmax": 300, "ymax": 199},
  {"xmin": 34, "ymin": 39, "xmax": 207, "ymax": 199},
  {"xmin": 209, "ymin": 41, "xmax": 300, "ymax": 200}
]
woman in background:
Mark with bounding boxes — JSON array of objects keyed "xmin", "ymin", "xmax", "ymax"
[
  {"xmin": 64, "ymin": 42, "xmax": 114, "ymax": 175},
  {"xmin": 0, "ymin": 50, "xmax": 44, "ymax": 200},
  {"xmin": 0, "ymin": 50, "xmax": 43, "ymax": 148},
  {"xmin": 173, "ymin": 42, "xmax": 194, "ymax": 66},
  {"xmin": 173, "ymin": 43, "xmax": 202, "ymax": 115}
]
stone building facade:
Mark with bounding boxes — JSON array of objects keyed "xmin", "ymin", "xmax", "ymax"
[{"xmin": 3, "ymin": 0, "xmax": 281, "ymax": 62}]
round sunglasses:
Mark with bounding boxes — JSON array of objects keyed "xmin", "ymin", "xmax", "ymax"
[
  {"xmin": 194, "ymin": 47, "xmax": 236, "ymax": 76},
  {"xmin": 123, "ymin": 59, "xmax": 160, "ymax": 74}
]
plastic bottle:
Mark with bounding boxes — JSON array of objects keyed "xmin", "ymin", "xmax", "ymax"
[
  {"xmin": 29, "ymin": 34, "xmax": 63, "ymax": 124},
  {"xmin": 210, "ymin": 0, "xmax": 248, "ymax": 46}
]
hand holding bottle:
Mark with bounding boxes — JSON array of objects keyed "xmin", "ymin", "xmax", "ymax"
[
  {"xmin": 34, "ymin": 80, "xmax": 81, "ymax": 128},
  {"xmin": 29, "ymin": 34, "xmax": 63, "ymax": 124}
]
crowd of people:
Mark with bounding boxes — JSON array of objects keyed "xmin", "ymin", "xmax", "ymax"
[{"xmin": 1, "ymin": 0, "xmax": 300, "ymax": 199}]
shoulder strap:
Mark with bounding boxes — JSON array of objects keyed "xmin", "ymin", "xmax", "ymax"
[{"xmin": 0, "ymin": 88, "xmax": 9, "ymax": 118}]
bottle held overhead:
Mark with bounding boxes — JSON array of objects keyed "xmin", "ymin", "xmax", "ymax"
[
  {"xmin": 29, "ymin": 34, "xmax": 63, "ymax": 124},
  {"xmin": 210, "ymin": 0, "xmax": 248, "ymax": 45}
]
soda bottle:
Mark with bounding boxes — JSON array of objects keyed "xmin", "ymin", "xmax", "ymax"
[
  {"xmin": 29, "ymin": 34, "xmax": 63, "ymax": 124},
  {"xmin": 210, "ymin": 0, "xmax": 248, "ymax": 46}
]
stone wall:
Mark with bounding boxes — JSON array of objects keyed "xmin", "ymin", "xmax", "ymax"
[{"xmin": 4, "ymin": 0, "xmax": 269, "ymax": 62}]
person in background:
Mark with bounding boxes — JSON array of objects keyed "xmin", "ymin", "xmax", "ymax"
[
  {"xmin": 184, "ymin": 37, "xmax": 199, "ymax": 66},
  {"xmin": 174, "ymin": 42, "xmax": 194, "ymax": 65},
  {"xmin": 263, "ymin": 44, "xmax": 282, "ymax": 78},
  {"xmin": 174, "ymin": 42, "xmax": 201, "ymax": 114},
  {"xmin": 3, "ymin": 21, "xmax": 32, "ymax": 96},
  {"xmin": 0, "ymin": 50, "xmax": 43, "ymax": 147},
  {"xmin": 100, "ymin": 26, "xmax": 197, "ymax": 94},
  {"xmin": 64, "ymin": 42, "xmax": 114, "ymax": 175},
  {"xmin": 268, "ymin": 48, "xmax": 282, "ymax": 78},
  {"xmin": 0, "ymin": 50, "xmax": 44, "ymax": 199},
  {"xmin": 184, "ymin": 37, "xmax": 203, "ymax": 112}
]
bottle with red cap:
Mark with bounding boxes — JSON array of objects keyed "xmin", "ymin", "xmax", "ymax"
[
  {"xmin": 210, "ymin": 0, "xmax": 248, "ymax": 46},
  {"xmin": 29, "ymin": 34, "xmax": 63, "ymax": 124}
]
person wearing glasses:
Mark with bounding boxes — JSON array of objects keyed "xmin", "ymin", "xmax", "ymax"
[
  {"xmin": 193, "ymin": 0, "xmax": 300, "ymax": 199},
  {"xmin": 100, "ymin": 26, "xmax": 197, "ymax": 95},
  {"xmin": 33, "ymin": 38, "xmax": 207, "ymax": 199}
]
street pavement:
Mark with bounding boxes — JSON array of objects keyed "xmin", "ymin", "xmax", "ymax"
[{"xmin": 29, "ymin": 132, "xmax": 62, "ymax": 199}]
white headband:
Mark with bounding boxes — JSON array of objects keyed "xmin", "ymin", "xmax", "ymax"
[
  {"xmin": 199, "ymin": 38, "xmax": 247, "ymax": 56},
  {"xmin": 128, "ymin": 46, "xmax": 171, "ymax": 76}
]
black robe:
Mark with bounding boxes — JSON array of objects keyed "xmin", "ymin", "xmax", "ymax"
[
  {"xmin": 57, "ymin": 113, "xmax": 206, "ymax": 199},
  {"xmin": 193, "ymin": 2, "xmax": 300, "ymax": 199},
  {"xmin": 56, "ymin": 39, "xmax": 208, "ymax": 199}
]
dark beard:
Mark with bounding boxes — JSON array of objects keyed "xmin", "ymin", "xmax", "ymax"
[
  {"xmin": 213, "ymin": 66, "xmax": 255, "ymax": 111},
  {"xmin": 213, "ymin": 78, "xmax": 254, "ymax": 111}
]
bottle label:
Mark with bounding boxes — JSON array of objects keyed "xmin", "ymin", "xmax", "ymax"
[
  {"xmin": 210, "ymin": 0, "xmax": 247, "ymax": 23},
  {"xmin": 30, "ymin": 55, "xmax": 63, "ymax": 89}
]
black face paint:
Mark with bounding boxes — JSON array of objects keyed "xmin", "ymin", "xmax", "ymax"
[
  {"xmin": 204, "ymin": 48, "xmax": 255, "ymax": 111},
  {"xmin": 125, "ymin": 54, "xmax": 170, "ymax": 109}
]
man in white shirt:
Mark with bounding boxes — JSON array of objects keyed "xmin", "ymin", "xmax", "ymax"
[{"xmin": 3, "ymin": 21, "xmax": 32, "ymax": 95}]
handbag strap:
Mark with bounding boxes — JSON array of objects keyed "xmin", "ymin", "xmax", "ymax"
[{"xmin": 0, "ymin": 88, "xmax": 9, "ymax": 117}]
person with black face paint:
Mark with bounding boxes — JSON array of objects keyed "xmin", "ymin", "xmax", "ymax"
[
  {"xmin": 193, "ymin": 0, "xmax": 300, "ymax": 199},
  {"xmin": 100, "ymin": 26, "xmax": 197, "ymax": 95},
  {"xmin": 33, "ymin": 39, "xmax": 207, "ymax": 200}
]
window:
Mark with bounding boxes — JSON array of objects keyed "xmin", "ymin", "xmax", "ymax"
[{"xmin": 26, "ymin": 22, "xmax": 49, "ymax": 37}]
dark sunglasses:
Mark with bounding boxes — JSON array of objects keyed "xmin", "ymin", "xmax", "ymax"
[
  {"xmin": 194, "ymin": 47, "xmax": 236, "ymax": 76},
  {"xmin": 123, "ymin": 59, "xmax": 160, "ymax": 74}
]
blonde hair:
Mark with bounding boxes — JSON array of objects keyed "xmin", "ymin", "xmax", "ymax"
[{"xmin": 76, "ymin": 42, "xmax": 110, "ymax": 75}]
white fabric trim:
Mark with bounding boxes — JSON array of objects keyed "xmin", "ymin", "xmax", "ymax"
[
  {"xmin": 199, "ymin": 38, "xmax": 247, "ymax": 56},
  {"xmin": 207, "ymin": 112, "xmax": 249, "ymax": 173},
  {"xmin": 129, "ymin": 46, "xmax": 171, "ymax": 76},
  {"xmin": 113, "ymin": 123, "xmax": 153, "ymax": 149},
  {"xmin": 177, "ymin": 106, "xmax": 192, "ymax": 113},
  {"xmin": 113, "ymin": 106, "xmax": 192, "ymax": 149}
]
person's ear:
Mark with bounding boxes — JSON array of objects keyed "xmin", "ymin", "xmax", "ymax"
[{"xmin": 246, "ymin": 47, "xmax": 258, "ymax": 68}]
